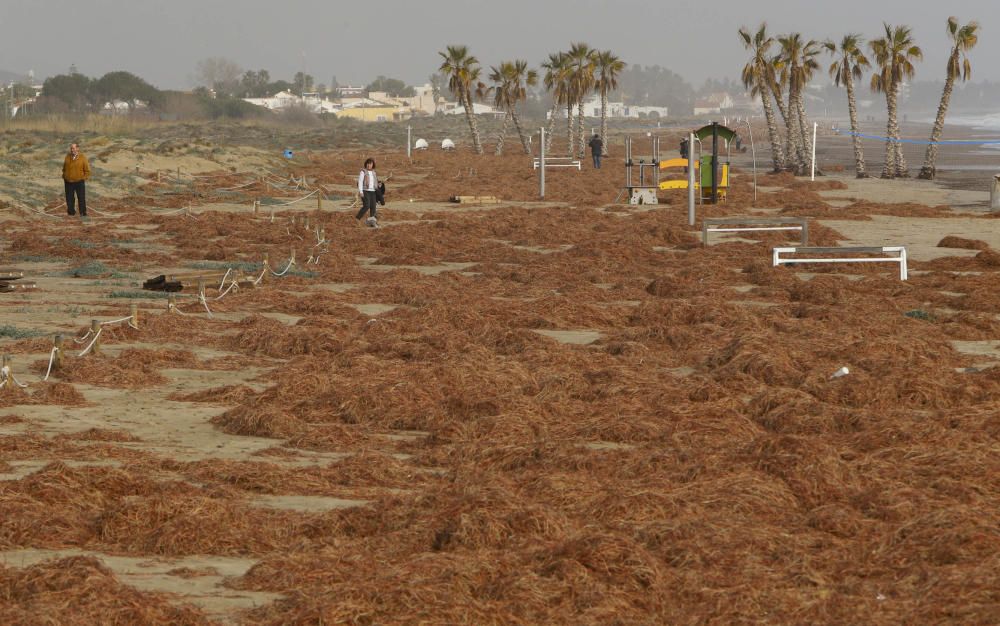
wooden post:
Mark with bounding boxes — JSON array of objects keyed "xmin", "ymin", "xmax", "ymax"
[
  {"xmin": 130, "ymin": 304, "xmax": 139, "ymax": 328},
  {"xmin": 262, "ymin": 253, "xmax": 270, "ymax": 275},
  {"xmin": 1, "ymin": 354, "xmax": 10, "ymax": 379},
  {"xmin": 156, "ymin": 171, "xmax": 161, "ymax": 183},
  {"xmin": 252, "ymin": 198, "xmax": 258, "ymax": 215},
  {"xmin": 289, "ymin": 246, "xmax": 296, "ymax": 264},
  {"xmin": 89, "ymin": 320, "xmax": 101, "ymax": 355},
  {"xmin": 177, "ymin": 166, "xmax": 181, "ymax": 182},
  {"xmin": 168, "ymin": 295, "xmax": 176, "ymax": 312},
  {"xmin": 304, "ymin": 215, "xmax": 310, "ymax": 231},
  {"xmin": 53, "ymin": 335, "xmax": 64, "ymax": 369},
  {"xmin": 197, "ymin": 277, "xmax": 206, "ymax": 298},
  {"xmin": 316, "ymin": 194, "xmax": 322, "ymax": 210}
]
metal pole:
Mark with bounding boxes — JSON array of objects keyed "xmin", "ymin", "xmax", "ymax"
[
  {"xmin": 687, "ymin": 132, "xmax": 696, "ymax": 226},
  {"xmin": 743, "ymin": 119, "xmax": 757, "ymax": 205},
  {"xmin": 810, "ymin": 122, "xmax": 818, "ymax": 181},
  {"xmin": 539, "ymin": 127, "xmax": 545, "ymax": 199},
  {"xmin": 407, "ymin": 125, "xmax": 411, "ymax": 160},
  {"xmin": 711, "ymin": 123, "xmax": 719, "ymax": 204}
]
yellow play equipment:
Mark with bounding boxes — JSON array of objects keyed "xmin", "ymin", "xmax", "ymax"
[{"xmin": 657, "ymin": 123, "xmax": 734, "ymax": 203}]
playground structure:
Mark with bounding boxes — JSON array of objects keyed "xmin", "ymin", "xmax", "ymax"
[
  {"xmin": 624, "ymin": 123, "xmax": 735, "ymax": 207},
  {"xmin": 623, "ymin": 135, "xmax": 663, "ymax": 205}
]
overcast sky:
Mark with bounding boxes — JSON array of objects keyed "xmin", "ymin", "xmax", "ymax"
[{"xmin": 2, "ymin": 0, "xmax": 998, "ymax": 88}]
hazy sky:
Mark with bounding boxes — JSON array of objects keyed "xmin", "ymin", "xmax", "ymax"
[{"xmin": 2, "ymin": 0, "xmax": 998, "ymax": 88}]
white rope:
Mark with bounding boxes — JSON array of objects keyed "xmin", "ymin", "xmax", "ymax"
[
  {"xmin": 73, "ymin": 329, "xmax": 94, "ymax": 344},
  {"xmin": 278, "ymin": 189, "xmax": 318, "ymax": 206},
  {"xmin": 88, "ymin": 206, "xmax": 124, "ymax": 218},
  {"xmin": 199, "ymin": 291, "xmax": 214, "ymax": 318},
  {"xmin": 217, "ymin": 180, "xmax": 257, "ymax": 191},
  {"xmin": 216, "ymin": 277, "xmax": 239, "ymax": 300},
  {"xmin": 77, "ymin": 327, "xmax": 103, "ymax": 357},
  {"xmin": 217, "ymin": 268, "xmax": 233, "ymax": 291},
  {"xmin": 42, "ymin": 348, "xmax": 59, "ymax": 381},
  {"xmin": 149, "ymin": 206, "xmax": 188, "ymax": 216},
  {"xmin": 252, "ymin": 268, "xmax": 268, "ymax": 286},
  {"xmin": 1, "ymin": 366, "xmax": 29, "ymax": 389},
  {"xmin": 12, "ymin": 201, "xmax": 62, "ymax": 220},
  {"xmin": 101, "ymin": 316, "xmax": 134, "ymax": 326},
  {"xmin": 269, "ymin": 258, "xmax": 295, "ymax": 277}
]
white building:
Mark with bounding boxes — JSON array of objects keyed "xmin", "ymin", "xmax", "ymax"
[
  {"xmin": 550, "ymin": 95, "xmax": 667, "ymax": 119},
  {"xmin": 441, "ymin": 101, "xmax": 504, "ymax": 119},
  {"xmin": 243, "ymin": 90, "xmax": 341, "ymax": 114}
]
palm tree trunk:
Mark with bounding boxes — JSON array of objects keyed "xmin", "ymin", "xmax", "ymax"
[
  {"xmin": 577, "ymin": 100, "xmax": 586, "ymax": 160},
  {"xmin": 759, "ymin": 87, "xmax": 784, "ymax": 172},
  {"xmin": 845, "ymin": 75, "xmax": 866, "ymax": 177},
  {"xmin": 545, "ymin": 104, "xmax": 558, "ymax": 152},
  {"xmin": 770, "ymin": 82, "xmax": 794, "ymax": 168},
  {"xmin": 566, "ymin": 103, "xmax": 574, "ymax": 157},
  {"xmin": 891, "ymin": 80, "xmax": 907, "ymax": 177},
  {"xmin": 509, "ymin": 100, "xmax": 531, "ymax": 154},
  {"xmin": 795, "ymin": 90, "xmax": 811, "ymax": 171},
  {"xmin": 785, "ymin": 87, "xmax": 804, "ymax": 173},
  {"xmin": 882, "ymin": 86, "xmax": 898, "ymax": 178},
  {"xmin": 463, "ymin": 89, "xmax": 483, "ymax": 154},
  {"xmin": 495, "ymin": 110, "xmax": 510, "ymax": 155},
  {"xmin": 918, "ymin": 56, "xmax": 958, "ymax": 179},
  {"xmin": 600, "ymin": 89, "xmax": 609, "ymax": 156}
]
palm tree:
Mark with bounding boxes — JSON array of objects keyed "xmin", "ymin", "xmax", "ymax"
[
  {"xmin": 488, "ymin": 61, "xmax": 538, "ymax": 155},
  {"xmin": 778, "ymin": 33, "xmax": 820, "ymax": 174},
  {"xmin": 568, "ymin": 42, "xmax": 596, "ymax": 159},
  {"xmin": 594, "ymin": 50, "xmax": 625, "ymax": 156},
  {"xmin": 870, "ymin": 24, "xmax": 922, "ymax": 178},
  {"xmin": 740, "ymin": 24, "xmax": 785, "ymax": 172},
  {"xmin": 541, "ymin": 52, "xmax": 571, "ymax": 153},
  {"xmin": 919, "ymin": 17, "xmax": 979, "ymax": 179},
  {"xmin": 479, "ymin": 75, "xmax": 509, "ymax": 155},
  {"xmin": 438, "ymin": 45, "xmax": 483, "ymax": 154},
  {"xmin": 826, "ymin": 35, "xmax": 871, "ymax": 177}
]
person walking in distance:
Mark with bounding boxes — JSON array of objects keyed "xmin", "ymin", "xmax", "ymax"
[
  {"xmin": 356, "ymin": 157, "xmax": 379, "ymax": 227},
  {"xmin": 62, "ymin": 143, "xmax": 90, "ymax": 218},
  {"xmin": 588, "ymin": 134, "xmax": 604, "ymax": 169}
]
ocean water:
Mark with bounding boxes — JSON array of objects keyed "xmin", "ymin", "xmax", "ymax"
[{"xmin": 945, "ymin": 112, "xmax": 1000, "ymax": 131}]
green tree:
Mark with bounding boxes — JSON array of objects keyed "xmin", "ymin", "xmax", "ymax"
[
  {"xmin": 870, "ymin": 24, "xmax": 922, "ymax": 178},
  {"xmin": 777, "ymin": 33, "xmax": 820, "ymax": 174},
  {"xmin": 438, "ymin": 45, "xmax": 483, "ymax": 154},
  {"xmin": 365, "ymin": 76, "xmax": 415, "ymax": 97},
  {"xmin": 740, "ymin": 24, "xmax": 785, "ymax": 172},
  {"xmin": 918, "ymin": 17, "xmax": 979, "ymax": 179},
  {"xmin": 94, "ymin": 71, "xmax": 161, "ymax": 111},
  {"xmin": 825, "ymin": 34, "xmax": 871, "ymax": 177},
  {"xmin": 594, "ymin": 50, "xmax": 625, "ymax": 156},
  {"xmin": 42, "ymin": 73, "xmax": 95, "ymax": 111},
  {"xmin": 241, "ymin": 70, "xmax": 271, "ymax": 97},
  {"xmin": 541, "ymin": 52, "xmax": 572, "ymax": 153},
  {"xmin": 293, "ymin": 72, "xmax": 315, "ymax": 94},
  {"xmin": 487, "ymin": 60, "xmax": 538, "ymax": 155}
]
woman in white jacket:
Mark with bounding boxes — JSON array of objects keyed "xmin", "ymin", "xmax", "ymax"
[{"xmin": 356, "ymin": 158, "xmax": 378, "ymax": 226}]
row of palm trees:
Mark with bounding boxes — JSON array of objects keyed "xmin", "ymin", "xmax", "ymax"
[
  {"xmin": 741, "ymin": 17, "xmax": 979, "ymax": 180},
  {"xmin": 437, "ymin": 44, "xmax": 624, "ymax": 158}
]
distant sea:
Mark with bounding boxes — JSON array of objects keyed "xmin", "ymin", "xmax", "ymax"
[{"xmin": 944, "ymin": 113, "xmax": 1000, "ymax": 131}]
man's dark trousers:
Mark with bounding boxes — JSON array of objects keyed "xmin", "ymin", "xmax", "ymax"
[
  {"xmin": 592, "ymin": 154, "xmax": 601, "ymax": 169},
  {"xmin": 65, "ymin": 180, "xmax": 87, "ymax": 216}
]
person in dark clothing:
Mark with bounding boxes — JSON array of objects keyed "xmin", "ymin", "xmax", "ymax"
[
  {"xmin": 356, "ymin": 157, "xmax": 379, "ymax": 226},
  {"xmin": 588, "ymin": 134, "xmax": 603, "ymax": 169},
  {"xmin": 62, "ymin": 143, "xmax": 90, "ymax": 218}
]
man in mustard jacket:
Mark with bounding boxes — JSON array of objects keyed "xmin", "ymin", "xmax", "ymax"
[{"xmin": 62, "ymin": 143, "xmax": 90, "ymax": 217}]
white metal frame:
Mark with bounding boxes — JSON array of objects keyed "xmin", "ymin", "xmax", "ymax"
[
  {"xmin": 533, "ymin": 157, "xmax": 580, "ymax": 170},
  {"xmin": 772, "ymin": 246, "xmax": 908, "ymax": 280},
  {"xmin": 704, "ymin": 217, "xmax": 808, "ymax": 246}
]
